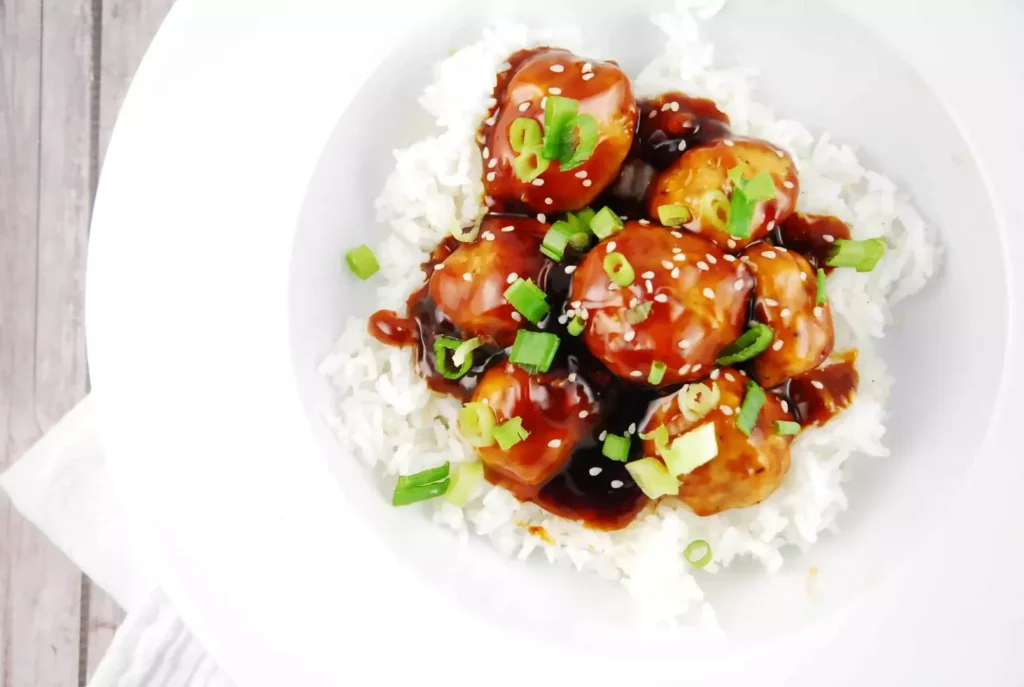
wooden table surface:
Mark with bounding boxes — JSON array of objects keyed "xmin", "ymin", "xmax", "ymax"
[{"xmin": 1, "ymin": 1, "xmax": 177, "ymax": 684}]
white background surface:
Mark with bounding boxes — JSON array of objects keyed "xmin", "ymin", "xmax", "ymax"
[{"xmin": 86, "ymin": 0, "xmax": 1023, "ymax": 685}]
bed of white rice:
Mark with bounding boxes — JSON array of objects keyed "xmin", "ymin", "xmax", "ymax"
[{"xmin": 319, "ymin": 0, "xmax": 937, "ymax": 623}]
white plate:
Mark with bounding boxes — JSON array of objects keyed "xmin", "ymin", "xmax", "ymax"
[{"xmin": 86, "ymin": 0, "xmax": 1024, "ymax": 685}]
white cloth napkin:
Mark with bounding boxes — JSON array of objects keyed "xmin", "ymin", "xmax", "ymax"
[{"xmin": 0, "ymin": 398, "xmax": 235, "ymax": 687}]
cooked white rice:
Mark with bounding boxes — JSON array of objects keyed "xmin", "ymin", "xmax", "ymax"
[{"xmin": 319, "ymin": 0, "xmax": 937, "ymax": 624}]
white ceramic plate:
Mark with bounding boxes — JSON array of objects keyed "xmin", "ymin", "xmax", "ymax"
[{"xmin": 87, "ymin": 0, "xmax": 1024, "ymax": 685}]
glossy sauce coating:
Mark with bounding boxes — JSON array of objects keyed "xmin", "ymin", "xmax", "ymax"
[
  {"xmin": 484, "ymin": 48, "xmax": 638, "ymax": 213},
  {"xmin": 646, "ymin": 138, "xmax": 799, "ymax": 252},
  {"xmin": 786, "ymin": 350, "xmax": 859, "ymax": 426},
  {"xmin": 641, "ymin": 368, "xmax": 794, "ymax": 516},
  {"xmin": 777, "ymin": 213, "xmax": 852, "ymax": 272},
  {"xmin": 569, "ymin": 222, "xmax": 753, "ymax": 385},
  {"xmin": 741, "ymin": 243, "xmax": 835, "ymax": 389}
]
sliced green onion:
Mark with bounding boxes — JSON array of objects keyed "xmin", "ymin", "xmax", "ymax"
[
  {"xmin": 504, "ymin": 278, "xmax": 550, "ymax": 324},
  {"xmin": 681, "ymin": 382, "xmax": 721, "ymax": 422},
  {"xmin": 434, "ymin": 337, "xmax": 473, "ymax": 379},
  {"xmin": 393, "ymin": 479, "xmax": 451, "ymax": 506},
  {"xmin": 445, "ymin": 462, "xmax": 484, "ymax": 506},
  {"xmin": 603, "ymin": 252, "xmax": 635, "ymax": 287},
  {"xmin": 493, "ymin": 416, "xmax": 529, "ymax": 451},
  {"xmin": 699, "ymin": 189, "xmax": 730, "ymax": 233},
  {"xmin": 542, "ymin": 95, "xmax": 580, "ymax": 162},
  {"xmin": 742, "ymin": 170, "xmax": 777, "ymax": 202},
  {"xmin": 774, "ymin": 420, "xmax": 801, "ymax": 436},
  {"xmin": 513, "ymin": 144, "xmax": 551, "ymax": 183},
  {"xmin": 509, "ymin": 330, "xmax": 560, "ymax": 374},
  {"xmin": 566, "ymin": 315, "xmax": 585, "ymax": 336},
  {"xmin": 735, "ymin": 381, "xmax": 766, "ymax": 437},
  {"xmin": 452, "ymin": 337, "xmax": 484, "ymax": 367},
  {"xmin": 727, "ymin": 162, "xmax": 750, "ymax": 186},
  {"xmin": 625, "ymin": 457, "xmax": 679, "ymax": 499},
  {"xmin": 591, "ymin": 206, "xmax": 624, "ymax": 240},
  {"xmin": 715, "ymin": 324, "xmax": 775, "ymax": 365},
  {"xmin": 657, "ymin": 203, "xmax": 692, "ymax": 227},
  {"xmin": 625, "ymin": 301, "xmax": 652, "ymax": 325},
  {"xmin": 345, "ymin": 245, "xmax": 380, "ymax": 280},
  {"xmin": 727, "ymin": 185, "xmax": 756, "ymax": 238},
  {"xmin": 639, "ymin": 425, "xmax": 670, "ymax": 454},
  {"xmin": 816, "ymin": 268, "xmax": 828, "ymax": 305},
  {"xmin": 602, "ymin": 433, "xmax": 631, "ymax": 462},
  {"xmin": 458, "ymin": 403, "xmax": 496, "ymax": 447},
  {"xmin": 509, "ymin": 117, "xmax": 542, "ymax": 154},
  {"xmin": 562, "ymin": 113, "xmax": 599, "ymax": 170},
  {"xmin": 541, "ymin": 226, "xmax": 571, "ymax": 261},
  {"xmin": 452, "ymin": 223, "xmax": 481, "ymax": 243},
  {"xmin": 684, "ymin": 539, "xmax": 712, "ymax": 568},
  {"xmin": 826, "ymin": 238, "xmax": 886, "ymax": 272},
  {"xmin": 661, "ymin": 422, "xmax": 718, "ymax": 477},
  {"xmin": 648, "ymin": 361, "xmax": 667, "ymax": 385},
  {"xmin": 574, "ymin": 207, "xmax": 596, "ymax": 233},
  {"xmin": 396, "ymin": 462, "xmax": 451, "ymax": 490}
]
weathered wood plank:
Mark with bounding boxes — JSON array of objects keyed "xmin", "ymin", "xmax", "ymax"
[{"xmin": 1, "ymin": 0, "xmax": 93, "ymax": 685}]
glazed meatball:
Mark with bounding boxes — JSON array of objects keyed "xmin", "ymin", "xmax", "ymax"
[
  {"xmin": 741, "ymin": 243, "xmax": 834, "ymax": 389},
  {"xmin": 429, "ymin": 217, "xmax": 548, "ymax": 347},
  {"xmin": 472, "ymin": 362, "xmax": 596, "ymax": 491},
  {"xmin": 569, "ymin": 222, "xmax": 753, "ymax": 385},
  {"xmin": 640, "ymin": 368, "xmax": 794, "ymax": 516},
  {"xmin": 646, "ymin": 138, "xmax": 799, "ymax": 252},
  {"xmin": 484, "ymin": 49, "xmax": 638, "ymax": 213}
]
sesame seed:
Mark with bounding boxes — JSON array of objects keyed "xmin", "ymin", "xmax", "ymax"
[
  {"xmin": 582, "ymin": 62, "xmax": 593, "ymax": 73},
  {"xmin": 589, "ymin": 466, "xmax": 602, "ymax": 476},
  {"xmin": 599, "ymin": 430, "xmax": 607, "ymax": 441},
  {"xmin": 814, "ymin": 307, "xmax": 823, "ymax": 317},
  {"xmin": 733, "ymin": 279, "xmax": 745, "ymax": 291},
  {"xmin": 639, "ymin": 219, "xmax": 651, "ymax": 225},
  {"xmin": 727, "ymin": 239, "xmax": 737, "ymax": 249},
  {"xmin": 678, "ymin": 339, "xmax": 691, "ymax": 349},
  {"xmin": 824, "ymin": 234, "xmax": 835, "ymax": 243},
  {"xmin": 548, "ymin": 439, "xmax": 562, "ymax": 448},
  {"xmin": 610, "ymin": 480, "xmax": 624, "ymax": 489},
  {"xmin": 710, "ymin": 369, "xmax": 720, "ymax": 380},
  {"xmin": 501, "ymin": 225, "xmax": 515, "ymax": 232},
  {"xmin": 673, "ymin": 253, "xmax": 686, "ymax": 262},
  {"xmin": 697, "ymin": 261, "xmax": 710, "ymax": 271},
  {"xmin": 678, "ymin": 364, "xmax": 691, "ymax": 375},
  {"xmin": 571, "ymin": 300, "xmax": 582, "ymax": 309},
  {"xmin": 511, "ymin": 312, "xmax": 522, "ymax": 322},
  {"xmin": 662, "ymin": 260, "xmax": 674, "ymax": 269},
  {"xmin": 723, "ymin": 254, "xmax": 736, "ymax": 262},
  {"xmin": 645, "ymin": 280, "xmax": 653, "ymax": 293},
  {"xmin": 800, "ymin": 272, "xmax": 808, "ymax": 282},
  {"xmin": 609, "ymin": 283, "xmax": 620, "ymax": 291},
  {"xmin": 574, "ymin": 170, "xmax": 588, "ymax": 179},
  {"xmin": 781, "ymin": 400, "xmax": 789, "ymax": 412},
  {"xmin": 677, "ymin": 141, "xmax": 687, "ymax": 152},
  {"xmin": 720, "ymin": 405, "xmax": 734, "ymax": 416},
  {"xmin": 463, "ymin": 273, "xmax": 472, "ymax": 282},
  {"xmin": 628, "ymin": 422, "xmax": 637, "ymax": 434},
  {"xmin": 692, "ymin": 364, "xmax": 702, "ymax": 372},
  {"xmin": 630, "ymin": 370, "xmax": 642, "ymax": 377},
  {"xmin": 564, "ymin": 265, "xmax": 577, "ymax": 276},
  {"xmin": 628, "ymin": 297, "xmax": 638, "ymax": 308},
  {"xmin": 532, "ymin": 178, "xmax": 545, "ymax": 186},
  {"xmin": 648, "ymin": 110, "xmax": 657, "ymax": 119},
  {"xmin": 541, "ymin": 97, "xmax": 547, "ymax": 108},
  {"xmin": 671, "ymin": 267, "xmax": 680, "ymax": 278},
  {"xmin": 583, "ymin": 180, "xmax": 593, "ymax": 189},
  {"xmin": 549, "ymin": 87, "xmax": 562, "ymax": 95},
  {"xmin": 569, "ymin": 373, "xmax": 577, "ymax": 382},
  {"xmin": 654, "ymin": 293, "xmax": 668, "ymax": 303},
  {"xmin": 434, "ymin": 263, "xmax": 444, "ymax": 270},
  {"xmin": 558, "ymin": 314, "xmax": 568, "ymax": 324},
  {"xmin": 641, "ymin": 270, "xmax": 655, "ymax": 279},
  {"xmin": 762, "ymin": 250, "xmax": 777, "ymax": 259},
  {"xmin": 783, "ymin": 180, "xmax": 794, "ymax": 189},
  {"xmin": 484, "ymin": 233, "xmax": 495, "ymax": 242},
  {"xmin": 725, "ymin": 372, "xmax": 735, "ymax": 382},
  {"xmin": 671, "ymin": 247, "xmax": 681, "ymax": 254},
  {"xmin": 579, "ymin": 410, "xmax": 589, "ymax": 419},
  {"xmin": 566, "ymin": 309, "xmax": 576, "ymax": 318},
  {"xmin": 723, "ymin": 139, "xmax": 734, "ymax": 147},
  {"xmin": 607, "ymin": 241, "xmax": 617, "ymax": 252},
  {"xmin": 766, "ymin": 221, "xmax": 776, "ymax": 231},
  {"xmin": 776, "ymin": 150, "xmax": 785, "ymax": 158},
  {"xmin": 484, "ymin": 115, "xmax": 496, "ymax": 126},
  {"xmin": 580, "ymin": 310, "xmax": 589, "ymax": 320},
  {"xmin": 661, "ymin": 103, "xmax": 672, "ymax": 112},
  {"xmin": 625, "ymin": 331, "xmax": 636, "ymax": 342},
  {"xmin": 582, "ymin": 72, "xmax": 595, "ymax": 81},
  {"xmin": 483, "ymin": 146, "xmax": 490, "ymax": 158},
  {"xmin": 780, "ymin": 308, "xmax": 791, "ymax": 318},
  {"xmin": 537, "ymin": 213, "xmax": 546, "ymax": 222},
  {"xmin": 488, "ymin": 158, "xmax": 498, "ymax": 169},
  {"xmin": 518, "ymin": 102, "xmax": 531, "ymax": 112},
  {"xmin": 812, "ymin": 380, "xmax": 825, "ymax": 390},
  {"xmin": 550, "ymin": 64, "xmax": 565, "ymax": 73},
  {"xmin": 507, "ymin": 272, "xmax": 519, "ymax": 284},
  {"xmin": 486, "ymin": 171, "xmax": 496, "ymax": 181},
  {"xmin": 544, "ymin": 197, "xmax": 553, "ymax": 205},
  {"xmin": 777, "ymin": 246, "xmax": 787, "ymax": 253},
  {"xmin": 705, "ymin": 253, "xmax": 717, "ymax": 264},
  {"xmin": 772, "ymin": 340, "xmax": 784, "ymax": 351},
  {"xmin": 671, "ymin": 231, "xmax": 683, "ymax": 238},
  {"xmin": 764, "ymin": 298, "xmax": 779, "ymax": 307}
]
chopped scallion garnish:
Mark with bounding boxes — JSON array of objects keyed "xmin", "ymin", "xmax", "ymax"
[
  {"xmin": 625, "ymin": 301, "xmax": 652, "ymax": 325},
  {"xmin": 541, "ymin": 226, "xmax": 571, "ymax": 261},
  {"xmin": 727, "ymin": 185, "xmax": 756, "ymax": 238},
  {"xmin": 542, "ymin": 95, "xmax": 580, "ymax": 162},
  {"xmin": 735, "ymin": 381, "xmax": 766, "ymax": 436},
  {"xmin": 458, "ymin": 402, "xmax": 496, "ymax": 447},
  {"xmin": 657, "ymin": 203, "xmax": 692, "ymax": 227},
  {"xmin": 826, "ymin": 238, "xmax": 886, "ymax": 272},
  {"xmin": 648, "ymin": 361, "xmax": 667, "ymax": 385},
  {"xmin": 603, "ymin": 252, "xmax": 635, "ymax": 287},
  {"xmin": 639, "ymin": 425, "xmax": 669, "ymax": 454},
  {"xmin": 452, "ymin": 337, "xmax": 484, "ymax": 367},
  {"xmin": 573, "ymin": 207, "xmax": 596, "ymax": 234},
  {"xmin": 396, "ymin": 462, "xmax": 450, "ymax": 490},
  {"xmin": 434, "ymin": 337, "xmax": 473, "ymax": 379},
  {"xmin": 513, "ymin": 145, "xmax": 551, "ymax": 183},
  {"xmin": 816, "ymin": 268, "xmax": 828, "ymax": 305},
  {"xmin": 393, "ymin": 463, "xmax": 451, "ymax": 506},
  {"xmin": 681, "ymin": 382, "xmax": 720, "ymax": 422},
  {"xmin": 742, "ymin": 170, "xmax": 777, "ymax": 202},
  {"xmin": 452, "ymin": 223, "xmax": 481, "ymax": 243},
  {"xmin": 566, "ymin": 315, "xmax": 585, "ymax": 336},
  {"xmin": 444, "ymin": 461, "xmax": 484, "ymax": 506},
  {"xmin": 591, "ymin": 207, "xmax": 624, "ymax": 240},
  {"xmin": 509, "ymin": 117, "xmax": 542, "ymax": 153},
  {"xmin": 699, "ymin": 189, "xmax": 730, "ymax": 233},
  {"xmin": 509, "ymin": 330, "xmax": 561, "ymax": 374},
  {"xmin": 504, "ymin": 278, "xmax": 550, "ymax": 324},
  {"xmin": 602, "ymin": 433, "xmax": 631, "ymax": 462},
  {"xmin": 684, "ymin": 539, "xmax": 712, "ymax": 568},
  {"xmin": 725, "ymin": 166, "xmax": 776, "ymax": 237},
  {"xmin": 562, "ymin": 114, "xmax": 599, "ymax": 170},
  {"xmin": 715, "ymin": 324, "xmax": 775, "ymax": 366},
  {"xmin": 493, "ymin": 416, "xmax": 529, "ymax": 450},
  {"xmin": 625, "ymin": 457, "xmax": 679, "ymax": 499},
  {"xmin": 661, "ymin": 422, "xmax": 718, "ymax": 477},
  {"xmin": 345, "ymin": 245, "xmax": 380, "ymax": 280},
  {"xmin": 774, "ymin": 420, "xmax": 801, "ymax": 436}
]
